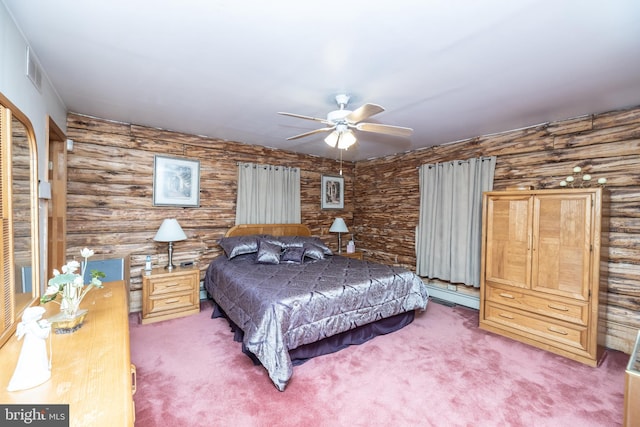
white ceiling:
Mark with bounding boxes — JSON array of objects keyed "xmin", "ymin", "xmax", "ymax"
[{"xmin": 4, "ymin": 0, "xmax": 640, "ymax": 161}]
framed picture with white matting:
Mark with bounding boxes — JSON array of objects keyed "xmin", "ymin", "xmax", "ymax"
[
  {"xmin": 321, "ymin": 175, "xmax": 344, "ymax": 210},
  {"xmin": 153, "ymin": 155, "xmax": 200, "ymax": 207}
]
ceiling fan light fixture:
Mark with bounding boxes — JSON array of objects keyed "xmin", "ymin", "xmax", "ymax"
[
  {"xmin": 337, "ymin": 130, "xmax": 357, "ymax": 150},
  {"xmin": 324, "ymin": 131, "xmax": 339, "ymax": 147}
]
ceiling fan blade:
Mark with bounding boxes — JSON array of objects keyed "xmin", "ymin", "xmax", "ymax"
[
  {"xmin": 278, "ymin": 112, "xmax": 328, "ymax": 123},
  {"xmin": 286, "ymin": 126, "xmax": 335, "ymax": 140},
  {"xmin": 345, "ymin": 103, "xmax": 385, "ymax": 123},
  {"xmin": 355, "ymin": 122, "xmax": 414, "ymax": 138}
]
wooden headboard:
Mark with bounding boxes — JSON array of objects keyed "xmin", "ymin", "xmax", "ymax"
[{"xmin": 225, "ymin": 223, "xmax": 311, "ymax": 237}]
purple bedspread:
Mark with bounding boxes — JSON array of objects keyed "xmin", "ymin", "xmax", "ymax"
[{"xmin": 204, "ymin": 253, "xmax": 429, "ymax": 391}]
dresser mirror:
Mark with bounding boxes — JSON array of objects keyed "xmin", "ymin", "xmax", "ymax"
[{"xmin": 0, "ymin": 93, "xmax": 40, "ymax": 348}]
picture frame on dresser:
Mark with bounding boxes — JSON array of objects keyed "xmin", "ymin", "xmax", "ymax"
[
  {"xmin": 321, "ymin": 175, "xmax": 344, "ymax": 210},
  {"xmin": 153, "ymin": 155, "xmax": 200, "ymax": 207}
]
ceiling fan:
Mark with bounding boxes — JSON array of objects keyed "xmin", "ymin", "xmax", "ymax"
[{"xmin": 278, "ymin": 94, "xmax": 413, "ymax": 150}]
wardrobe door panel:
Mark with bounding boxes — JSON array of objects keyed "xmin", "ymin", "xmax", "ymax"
[
  {"xmin": 484, "ymin": 195, "xmax": 532, "ymax": 289},
  {"xmin": 532, "ymin": 194, "xmax": 592, "ymax": 301}
]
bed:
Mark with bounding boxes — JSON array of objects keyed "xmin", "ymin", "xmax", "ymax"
[{"xmin": 204, "ymin": 223, "xmax": 429, "ymax": 391}]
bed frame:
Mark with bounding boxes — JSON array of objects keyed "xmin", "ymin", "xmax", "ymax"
[{"xmin": 225, "ymin": 223, "xmax": 311, "ymax": 237}]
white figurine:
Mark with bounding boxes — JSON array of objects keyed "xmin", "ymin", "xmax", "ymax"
[{"xmin": 7, "ymin": 306, "xmax": 52, "ymax": 392}]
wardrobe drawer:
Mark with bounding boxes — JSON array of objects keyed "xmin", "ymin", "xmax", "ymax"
[
  {"xmin": 485, "ymin": 285, "xmax": 587, "ymax": 326},
  {"xmin": 484, "ymin": 302, "xmax": 588, "ymax": 351}
]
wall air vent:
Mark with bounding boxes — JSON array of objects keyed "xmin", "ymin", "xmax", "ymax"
[{"xmin": 26, "ymin": 46, "xmax": 42, "ymax": 92}]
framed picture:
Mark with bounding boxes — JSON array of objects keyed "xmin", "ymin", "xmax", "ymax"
[
  {"xmin": 153, "ymin": 155, "xmax": 200, "ymax": 207},
  {"xmin": 321, "ymin": 175, "xmax": 344, "ymax": 210}
]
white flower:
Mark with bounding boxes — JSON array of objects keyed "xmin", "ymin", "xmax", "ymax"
[
  {"xmin": 44, "ymin": 285, "xmax": 59, "ymax": 296},
  {"xmin": 64, "ymin": 260, "xmax": 80, "ymax": 274},
  {"xmin": 80, "ymin": 248, "xmax": 94, "ymax": 258}
]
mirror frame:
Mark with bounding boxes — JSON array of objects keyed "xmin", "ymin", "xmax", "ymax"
[{"xmin": 0, "ymin": 92, "xmax": 41, "ymax": 348}]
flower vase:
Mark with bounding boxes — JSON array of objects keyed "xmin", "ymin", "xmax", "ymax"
[
  {"xmin": 49, "ymin": 301, "xmax": 88, "ymax": 334},
  {"xmin": 41, "ymin": 248, "xmax": 105, "ymax": 333}
]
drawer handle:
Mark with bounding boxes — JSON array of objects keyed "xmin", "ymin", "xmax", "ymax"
[
  {"xmin": 547, "ymin": 303, "xmax": 569, "ymax": 312},
  {"xmin": 499, "ymin": 293, "xmax": 515, "ymax": 299},
  {"xmin": 131, "ymin": 364, "xmax": 137, "ymax": 395},
  {"xmin": 164, "ymin": 298, "xmax": 180, "ymax": 304},
  {"xmin": 547, "ymin": 326, "xmax": 568, "ymax": 335},
  {"xmin": 164, "ymin": 283, "xmax": 179, "ymax": 287},
  {"xmin": 498, "ymin": 313, "xmax": 514, "ymax": 319}
]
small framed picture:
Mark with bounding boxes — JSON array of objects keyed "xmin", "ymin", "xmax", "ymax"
[
  {"xmin": 321, "ymin": 175, "xmax": 344, "ymax": 210},
  {"xmin": 153, "ymin": 155, "xmax": 200, "ymax": 207}
]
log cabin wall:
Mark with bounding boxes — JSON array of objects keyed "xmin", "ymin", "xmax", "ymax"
[
  {"xmin": 66, "ymin": 104, "xmax": 639, "ymax": 353},
  {"xmin": 355, "ymin": 105, "xmax": 640, "ymax": 353},
  {"xmin": 64, "ymin": 113, "xmax": 355, "ymax": 313}
]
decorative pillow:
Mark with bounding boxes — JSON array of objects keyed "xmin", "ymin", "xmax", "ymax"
[
  {"xmin": 302, "ymin": 243, "xmax": 325, "ymax": 261},
  {"xmin": 278, "ymin": 236, "xmax": 333, "ymax": 255},
  {"xmin": 281, "ymin": 247, "xmax": 306, "ymax": 263},
  {"xmin": 218, "ymin": 235, "xmax": 260, "ymax": 259},
  {"xmin": 256, "ymin": 240, "xmax": 282, "ymax": 265}
]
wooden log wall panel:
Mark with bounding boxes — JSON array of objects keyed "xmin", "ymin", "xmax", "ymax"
[
  {"xmin": 65, "ymin": 113, "xmax": 355, "ymax": 312},
  {"xmin": 65, "ymin": 103, "xmax": 639, "ymax": 353},
  {"xmin": 355, "ymin": 105, "xmax": 640, "ymax": 353}
]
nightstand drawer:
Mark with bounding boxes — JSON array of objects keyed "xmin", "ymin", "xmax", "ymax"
[
  {"xmin": 147, "ymin": 292, "xmax": 198, "ymax": 315},
  {"xmin": 147, "ymin": 275, "xmax": 198, "ymax": 296},
  {"xmin": 341, "ymin": 251, "xmax": 363, "ymax": 260}
]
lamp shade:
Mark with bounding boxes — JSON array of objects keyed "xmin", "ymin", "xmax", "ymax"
[
  {"xmin": 154, "ymin": 219, "xmax": 187, "ymax": 242},
  {"xmin": 329, "ymin": 218, "xmax": 349, "ymax": 233}
]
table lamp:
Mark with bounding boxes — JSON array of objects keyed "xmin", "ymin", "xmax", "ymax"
[
  {"xmin": 329, "ymin": 217, "xmax": 349, "ymax": 253},
  {"xmin": 154, "ymin": 218, "xmax": 187, "ymax": 270}
]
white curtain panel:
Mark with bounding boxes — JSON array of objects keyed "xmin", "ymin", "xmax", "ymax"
[
  {"xmin": 235, "ymin": 162, "xmax": 301, "ymax": 225},
  {"xmin": 416, "ymin": 156, "xmax": 496, "ymax": 287}
]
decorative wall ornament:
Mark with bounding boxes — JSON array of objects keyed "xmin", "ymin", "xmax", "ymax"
[{"xmin": 559, "ymin": 166, "xmax": 607, "ymax": 188}]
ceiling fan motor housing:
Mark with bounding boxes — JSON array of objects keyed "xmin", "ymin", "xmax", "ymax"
[{"xmin": 327, "ymin": 109, "xmax": 352, "ymax": 123}]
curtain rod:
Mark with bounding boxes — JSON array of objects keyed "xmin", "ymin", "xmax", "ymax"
[
  {"xmin": 236, "ymin": 161, "xmax": 299, "ymax": 172},
  {"xmin": 416, "ymin": 156, "xmax": 495, "ymax": 169}
]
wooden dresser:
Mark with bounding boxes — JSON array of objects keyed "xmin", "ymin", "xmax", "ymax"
[
  {"xmin": 479, "ymin": 188, "xmax": 605, "ymax": 366},
  {"xmin": 0, "ymin": 281, "xmax": 135, "ymax": 426}
]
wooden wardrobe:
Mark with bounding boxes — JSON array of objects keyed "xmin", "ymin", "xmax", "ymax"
[{"xmin": 479, "ymin": 188, "xmax": 606, "ymax": 366}]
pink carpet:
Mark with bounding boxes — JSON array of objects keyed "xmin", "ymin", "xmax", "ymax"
[{"xmin": 130, "ymin": 300, "xmax": 627, "ymax": 427}]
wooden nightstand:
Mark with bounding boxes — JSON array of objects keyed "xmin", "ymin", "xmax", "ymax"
[
  {"xmin": 141, "ymin": 266, "xmax": 200, "ymax": 324},
  {"xmin": 340, "ymin": 251, "xmax": 363, "ymax": 260}
]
